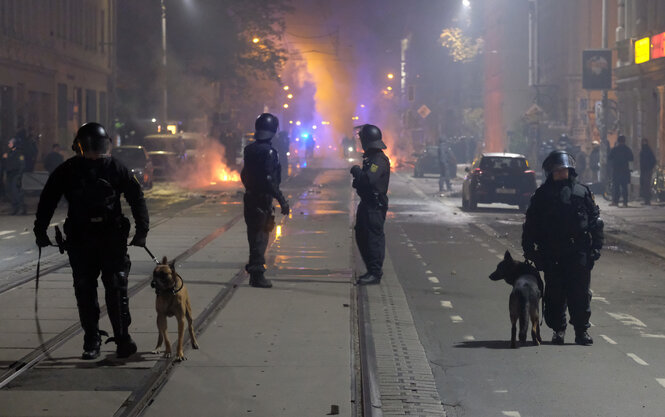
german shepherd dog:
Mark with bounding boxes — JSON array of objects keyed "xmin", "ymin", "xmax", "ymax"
[
  {"xmin": 151, "ymin": 257, "xmax": 199, "ymax": 361},
  {"xmin": 489, "ymin": 250, "xmax": 544, "ymax": 348}
]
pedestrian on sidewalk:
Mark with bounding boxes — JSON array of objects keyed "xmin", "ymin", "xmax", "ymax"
[
  {"xmin": 33, "ymin": 122, "xmax": 149, "ymax": 360},
  {"xmin": 522, "ymin": 150, "xmax": 604, "ymax": 346},
  {"xmin": 437, "ymin": 138, "xmax": 451, "ymax": 192},
  {"xmin": 351, "ymin": 124, "xmax": 391, "ymax": 285},
  {"xmin": 589, "ymin": 141, "xmax": 600, "ymax": 183},
  {"xmin": 240, "ymin": 113, "xmax": 290, "ymax": 288},
  {"xmin": 639, "ymin": 137, "xmax": 657, "ymax": 205},
  {"xmin": 43, "ymin": 143, "xmax": 65, "ymax": 174},
  {"xmin": 608, "ymin": 135, "xmax": 633, "ymax": 207},
  {"xmin": 3, "ymin": 137, "xmax": 27, "ymax": 215}
]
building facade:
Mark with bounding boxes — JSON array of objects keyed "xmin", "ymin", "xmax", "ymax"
[
  {"xmin": 0, "ymin": 0, "xmax": 115, "ymax": 167},
  {"xmin": 615, "ymin": 0, "xmax": 665, "ymax": 167}
]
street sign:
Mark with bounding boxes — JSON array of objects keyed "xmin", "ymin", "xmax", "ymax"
[
  {"xmin": 582, "ymin": 49, "xmax": 612, "ymax": 90},
  {"xmin": 417, "ymin": 104, "xmax": 431, "ymax": 119}
]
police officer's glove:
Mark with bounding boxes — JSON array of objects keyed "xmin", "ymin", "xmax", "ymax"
[
  {"xmin": 129, "ymin": 233, "xmax": 147, "ymax": 247},
  {"xmin": 280, "ymin": 201, "xmax": 290, "ymax": 216},
  {"xmin": 35, "ymin": 232, "xmax": 52, "ymax": 248},
  {"xmin": 350, "ymin": 165, "xmax": 362, "ymax": 177},
  {"xmin": 591, "ymin": 248, "xmax": 601, "ymax": 261}
]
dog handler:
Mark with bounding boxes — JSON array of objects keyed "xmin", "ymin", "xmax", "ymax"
[
  {"xmin": 351, "ymin": 124, "xmax": 391, "ymax": 285},
  {"xmin": 241, "ymin": 113, "xmax": 290, "ymax": 288},
  {"xmin": 34, "ymin": 122, "xmax": 149, "ymax": 359},
  {"xmin": 522, "ymin": 150, "xmax": 603, "ymax": 346}
]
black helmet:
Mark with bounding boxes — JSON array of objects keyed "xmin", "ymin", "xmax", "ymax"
[
  {"xmin": 542, "ymin": 150, "xmax": 576, "ymax": 177},
  {"xmin": 359, "ymin": 124, "xmax": 386, "ymax": 150},
  {"xmin": 73, "ymin": 122, "xmax": 111, "ymax": 155},
  {"xmin": 254, "ymin": 113, "xmax": 278, "ymax": 141}
]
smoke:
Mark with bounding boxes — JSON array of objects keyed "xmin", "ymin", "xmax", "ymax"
[{"xmin": 175, "ymin": 137, "xmax": 240, "ymax": 189}]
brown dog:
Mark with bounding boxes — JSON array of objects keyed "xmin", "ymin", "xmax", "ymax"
[{"xmin": 151, "ymin": 256, "xmax": 199, "ymax": 360}]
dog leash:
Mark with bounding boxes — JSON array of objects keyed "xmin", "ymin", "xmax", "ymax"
[{"xmin": 142, "ymin": 245, "xmax": 160, "ymax": 265}]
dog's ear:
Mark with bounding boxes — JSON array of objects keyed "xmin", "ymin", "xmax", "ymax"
[
  {"xmin": 161, "ymin": 256, "xmax": 168, "ymax": 265},
  {"xmin": 504, "ymin": 250, "xmax": 512, "ymax": 261}
]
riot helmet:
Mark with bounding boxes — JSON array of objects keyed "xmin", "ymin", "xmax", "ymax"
[
  {"xmin": 542, "ymin": 150, "xmax": 576, "ymax": 178},
  {"xmin": 73, "ymin": 122, "xmax": 111, "ymax": 156},
  {"xmin": 359, "ymin": 124, "xmax": 386, "ymax": 151},
  {"xmin": 254, "ymin": 113, "xmax": 279, "ymax": 141}
]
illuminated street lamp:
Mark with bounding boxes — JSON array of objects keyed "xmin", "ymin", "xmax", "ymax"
[
  {"xmin": 387, "ymin": 73, "xmax": 394, "ymax": 80},
  {"xmin": 462, "ymin": 0, "xmax": 471, "ymax": 8},
  {"xmin": 287, "ymin": 93, "xmax": 293, "ymax": 99},
  {"xmin": 387, "ymin": 86, "xmax": 393, "ymax": 91},
  {"xmin": 252, "ymin": 37, "xmax": 260, "ymax": 44},
  {"xmin": 283, "ymin": 85, "xmax": 290, "ymax": 91},
  {"xmin": 283, "ymin": 103, "xmax": 289, "ymax": 109}
]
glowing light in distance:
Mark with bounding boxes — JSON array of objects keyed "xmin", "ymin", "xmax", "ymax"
[
  {"xmin": 151, "ymin": 118, "xmax": 157, "ymax": 123},
  {"xmin": 462, "ymin": 0, "xmax": 471, "ymax": 8},
  {"xmin": 276, "ymin": 225, "xmax": 282, "ymax": 238},
  {"xmin": 287, "ymin": 94, "xmax": 293, "ymax": 99},
  {"xmin": 286, "ymin": 151, "xmax": 290, "ymax": 156},
  {"xmin": 295, "ymin": 120, "xmax": 301, "ymax": 126},
  {"xmin": 360, "ymin": 104, "xmax": 365, "ymax": 108},
  {"xmin": 321, "ymin": 121, "xmax": 331, "ymax": 125},
  {"xmin": 387, "ymin": 73, "xmax": 394, "ymax": 79},
  {"xmin": 283, "ymin": 85, "xmax": 290, "ymax": 91},
  {"xmin": 289, "ymin": 120, "xmax": 293, "ymax": 124},
  {"xmin": 252, "ymin": 37, "xmax": 260, "ymax": 43},
  {"xmin": 312, "ymin": 125, "xmax": 317, "ymax": 130},
  {"xmin": 283, "ymin": 103, "xmax": 289, "ymax": 109},
  {"xmin": 387, "ymin": 86, "xmax": 393, "ymax": 91}
]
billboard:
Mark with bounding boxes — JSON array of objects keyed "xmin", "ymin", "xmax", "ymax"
[
  {"xmin": 652, "ymin": 33, "xmax": 665, "ymax": 60},
  {"xmin": 582, "ymin": 49, "xmax": 612, "ymax": 90},
  {"xmin": 635, "ymin": 37, "xmax": 651, "ymax": 64}
]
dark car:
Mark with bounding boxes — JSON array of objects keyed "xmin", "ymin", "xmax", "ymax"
[
  {"xmin": 413, "ymin": 146, "xmax": 441, "ymax": 177},
  {"xmin": 462, "ymin": 153, "xmax": 537, "ymax": 211},
  {"xmin": 111, "ymin": 145, "xmax": 153, "ymax": 189}
]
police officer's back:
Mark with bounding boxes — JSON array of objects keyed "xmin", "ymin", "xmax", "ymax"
[
  {"xmin": 34, "ymin": 122, "xmax": 149, "ymax": 360},
  {"xmin": 351, "ymin": 124, "xmax": 390, "ymax": 285},
  {"xmin": 241, "ymin": 113, "xmax": 289, "ymax": 288},
  {"xmin": 522, "ymin": 150, "xmax": 603, "ymax": 346}
]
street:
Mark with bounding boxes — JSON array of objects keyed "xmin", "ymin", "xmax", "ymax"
[{"xmin": 1, "ymin": 162, "xmax": 665, "ymax": 416}]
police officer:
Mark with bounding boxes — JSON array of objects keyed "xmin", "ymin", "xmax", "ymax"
[
  {"xmin": 33, "ymin": 122, "xmax": 149, "ymax": 360},
  {"xmin": 522, "ymin": 150, "xmax": 603, "ymax": 346},
  {"xmin": 351, "ymin": 124, "xmax": 391, "ymax": 285},
  {"xmin": 3, "ymin": 137, "xmax": 26, "ymax": 215},
  {"xmin": 241, "ymin": 113, "xmax": 290, "ymax": 288}
]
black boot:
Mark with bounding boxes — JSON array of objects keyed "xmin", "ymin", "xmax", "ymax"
[
  {"xmin": 551, "ymin": 329, "xmax": 565, "ymax": 345},
  {"xmin": 116, "ymin": 335, "xmax": 138, "ymax": 358},
  {"xmin": 249, "ymin": 272, "xmax": 273, "ymax": 288},
  {"xmin": 357, "ymin": 272, "xmax": 371, "ymax": 281},
  {"xmin": 357, "ymin": 274, "xmax": 381, "ymax": 285},
  {"xmin": 575, "ymin": 330, "xmax": 593, "ymax": 346},
  {"xmin": 82, "ymin": 332, "xmax": 102, "ymax": 360}
]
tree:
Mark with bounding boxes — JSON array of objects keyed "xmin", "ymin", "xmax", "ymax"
[{"xmin": 439, "ymin": 27, "xmax": 484, "ymax": 63}]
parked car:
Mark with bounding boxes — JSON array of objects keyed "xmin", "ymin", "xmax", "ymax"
[
  {"xmin": 462, "ymin": 153, "xmax": 537, "ymax": 211},
  {"xmin": 111, "ymin": 145, "xmax": 153, "ymax": 189},
  {"xmin": 148, "ymin": 151, "xmax": 179, "ymax": 181},
  {"xmin": 413, "ymin": 146, "xmax": 441, "ymax": 177}
]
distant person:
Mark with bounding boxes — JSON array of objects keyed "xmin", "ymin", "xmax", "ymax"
[
  {"xmin": 437, "ymin": 139, "xmax": 451, "ymax": 192},
  {"xmin": 43, "ymin": 143, "xmax": 65, "ymax": 174},
  {"xmin": 639, "ymin": 137, "xmax": 657, "ymax": 205},
  {"xmin": 274, "ymin": 131, "xmax": 290, "ymax": 179},
  {"xmin": 3, "ymin": 137, "xmax": 26, "ymax": 215},
  {"xmin": 589, "ymin": 141, "xmax": 600, "ymax": 182},
  {"xmin": 575, "ymin": 148, "xmax": 588, "ymax": 182},
  {"xmin": 608, "ymin": 135, "xmax": 633, "ymax": 207},
  {"xmin": 22, "ymin": 129, "xmax": 39, "ymax": 172}
]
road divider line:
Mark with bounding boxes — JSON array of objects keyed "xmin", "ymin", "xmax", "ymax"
[
  {"xmin": 592, "ymin": 296, "xmax": 610, "ymax": 304},
  {"xmin": 426, "ymin": 270, "xmax": 433, "ymax": 274},
  {"xmin": 428, "ymin": 277, "xmax": 439, "ymax": 283},
  {"xmin": 488, "ymin": 248, "xmax": 498, "ymax": 254},
  {"xmin": 0, "ymin": 230, "xmax": 16, "ymax": 236},
  {"xmin": 451, "ymin": 315, "xmax": 463, "ymax": 323},
  {"xmin": 496, "ymin": 255, "xmax": 503, "ymax": 260},
  {"xmin": 440, "ymin": 301, "xmax": 453, "ymax": 308},
  {"xmin": 463, "ymin": 335, "xmax": 475, "ymax": 341},
  {"xmin": 494, "ymin": 390, "xmax": 508, "ymax": 393},
  {"xmin": 607, "ymin": 312, "xmax": 647, "ymax": 328},
  {"xmin": 600, "ymin": 334, "xmax": 617, "ymax": 345},
  {"xmin": 502, "ymin": 412, "xmax": 521, "ymax": 417},
  {"xmin": 640, "ymin": 333, "xmax": 665, "ymax": 338},
  {"xmin": 656, "ymin": 378, "xmax": 665, "ymax": 389},
  {"xmin": 627, "ymin": 353, "xmax": 649, "ymax": 366},
  {"xmin": 19, "ymin": 231, "xmax": 30, "ymax": 235},
  {"xmin": 3, "ymin": 236, "xmax": 15, "ymax": 240}
]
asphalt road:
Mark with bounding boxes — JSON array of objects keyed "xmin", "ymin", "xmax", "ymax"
[{"xmin": 388, "ymin": 172, "xmax": 665, "ymax": 417}]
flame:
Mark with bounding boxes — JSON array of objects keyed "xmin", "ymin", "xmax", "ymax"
[
  {"xmin": 177, "ymin": 138, "xmax": 241, "ymax": 188},
  {"xmin": 213, "ymin": 162, "xmax": 240, "ymax": 182}
]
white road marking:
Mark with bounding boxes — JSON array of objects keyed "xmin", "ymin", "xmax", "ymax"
[
  {"xmin": 463, "ymin": 335, "xmax": 475, "ymax": 341},
  {"xmin": 451, "ymin": 315, "xmax": 463, "ymax": 323},
  {"xmin": 19, "ymin": 231, "xmax": 30, "ymax": 235},
  {"xmin": 600, "ymin": 334, "xmax": 617, "ymax": 345},
  {"xmin": 426, "ymin": 270, "xmax": 433, "ymax": 274},
  {"xmin": 480, "ymin": 243, "xmax": 489, "ymax": 248},
  {"xmin": 3, "ymin": 235, "xmax": 15, "ymax": 240},
  {"xmin": 440, "ymin": 301, "xmax": 453, "ymax": 308},
  {"xmin": 0, "ymin": 230, "xmax": 16, "ymax": 236},
  {"xmin": 592, "ymin": 296, "xmax": 610, "ymax": 304},
  {"xmin": 502, "ymin": 412, "xmax": 521, "ymax": 417},
  {"xmin": 627, "ymin": 353, "xmax": 649, "ymax": 366},
  {"xmin": 488, "ymin": 248, "xmax": 498, "ymax": 254},
  {"xmin": 607, "ymin": 312, "xmax": 646, "ymax": 328},
  {"xmin": 434, "ymin": 291, "xmax": 440, "ymax": 295},
  {"xmin": 476, "ymin": 222, "xmax": 499, "ymax": 237},
  {"xmin": 48, "ymin": 222, "xmax": 60, "ymax": 227},
  {"xmin": 496, "ymin": 255, "xmax": 504, "ymax": 260},
  {"xmin": 494, "ymin": 390, "xmax": 508, "ymax": 393},
  {"xmin": 432, "ymin": 286, "xmax": 441, "ymax": 291},
  {"xmin": 421, "ymin": 262, "xmax": 427, "ymax": 266},
  {"xmin": 406, "ymin": 243, "xmax": 413, "ymax": 247},
  {"xmin": 1, "ymin": 256, "xmax": 17, "ymax": 262},
  {"xmin": 428, "ymin": 277, "xmax": 440, "ymax": 283},
  {"xmin": 415, "ymin": 254, "xmax": 422, "ymax": 259},
  {"xmin": 640, "ymin": 333, "xmax": 665, "ymax": 339},
  {"xmin": 656, "ymin": 378, "xmax": 665, "ymax": 389}
]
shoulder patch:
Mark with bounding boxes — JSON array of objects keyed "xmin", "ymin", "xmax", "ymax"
[{"xmin": 370, "ymin": 163, "xmax": 379, "ymax": 173}]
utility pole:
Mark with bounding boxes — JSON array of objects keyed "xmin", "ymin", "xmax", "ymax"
[
  {"xmin": 161, "ymin": 0, "xmax": 168, "ymax": 123},
  {"xmin": 600, "ymin": 0, "xmax": 609, "ymax": 183}
]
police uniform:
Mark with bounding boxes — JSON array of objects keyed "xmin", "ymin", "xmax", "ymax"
[
  {"xmin": 4, "ymin": 146, "xmax": 26, "ymax": 215},
  {"xmin": 522, "ymin": 151, "xmax": 603, "ymax": 345},
  {"xmin": 34, "ymin": 123, "xmax": 149, "ymax": 359},
  {"xmin": 241, "ymin": 113, "xmax": 289, "ymax": 288},
  {"xmin": 352, "ymin": 124, "xmax": 391, "ymax": 285}
]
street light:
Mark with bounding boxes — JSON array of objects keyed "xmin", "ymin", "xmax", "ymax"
[
  {"xmin": 283, "ymin": 85, "xmax": 290, "ymax": 91},
  {"xmin": 387, "ymin": 73, "xmax": 394, "ymax": 80},
  {"xmin": 462, "ymin": 0, "xmax": 471, "ymax": 8},
  {"xmin": 161, "ymin": 0, "xmax": 168, "ymax": 122},
  {"xmin": 252, "ymin": 37, "xmax": 260, "ymax": 44},
  {"xmin": 287, "ymin": 93, "xmax": 293, "ymax": 99},
  {"xmin": 283, "ymin": 103, "xmax": 289, "ymax": 109}
]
